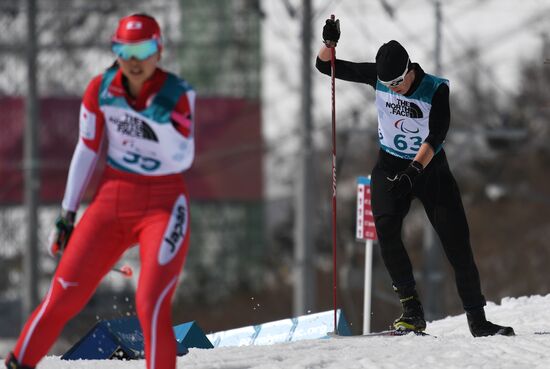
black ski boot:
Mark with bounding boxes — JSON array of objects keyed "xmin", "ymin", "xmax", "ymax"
[
  {"xmin": 392, "ymin": 287, "xmax": 426, "ymax": 332},
  {"xmin": 5, "ymin": 352, "xmax": 34, "ymax": 369},
  {"xmin": 466, "ymin": 308, "xmax": 515, "ymax": 337}
]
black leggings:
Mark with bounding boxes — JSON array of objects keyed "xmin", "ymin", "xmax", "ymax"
[{"xmin": 371, "ymin": 150, "xmax": 486, "ymax": 311}]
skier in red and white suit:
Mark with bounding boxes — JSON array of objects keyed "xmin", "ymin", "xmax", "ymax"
[{"xmin": 7, "ymin": 14, "xmax": 195, "ymax": 369}]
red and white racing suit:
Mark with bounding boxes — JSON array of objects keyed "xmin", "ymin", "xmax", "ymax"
[{"xmin": 12, "ymin": 66, "xmax": 195, "ymax": 369}]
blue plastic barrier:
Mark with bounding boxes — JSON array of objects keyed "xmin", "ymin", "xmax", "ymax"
[
  {"xmin": 173, "ymin": 321, "xmax": 214, "ymax": 349},
  {"xmin": 206, "ymin": 309, "xmax": 351, "ymax": 347},
  {"xmin": 62, "ymin": 317, "xmax": 211, "ymax": 360}
]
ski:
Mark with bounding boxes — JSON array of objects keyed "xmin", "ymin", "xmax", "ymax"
[
  {"xmin": 363, "ymin": 329, "xmax": 432, "ymax": 337},
  {"xmin": 328, "ymin": 329, "xmax": 433, "ymax": 339}
]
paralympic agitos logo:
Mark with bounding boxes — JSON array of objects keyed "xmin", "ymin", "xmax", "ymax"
[
  {"xmin": 385, "ymin": 99, "xmax": 423, "ymax": 119},
  {"xmin": 394, "ymin": 118, "xmax": 420, "ymax": 134},
  {"xmin": 109, "ymin": 113, "xmax": 159, "ymax": 142}
]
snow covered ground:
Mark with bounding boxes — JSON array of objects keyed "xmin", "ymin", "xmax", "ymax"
[{"xmin": 3, "ymin": 294, "xmax": 549, "ymax": 369}]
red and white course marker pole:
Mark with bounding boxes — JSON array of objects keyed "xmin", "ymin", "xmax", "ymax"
[{"xmin": 356, "ymin": 176, "xmax": 377, "ymax": 334}]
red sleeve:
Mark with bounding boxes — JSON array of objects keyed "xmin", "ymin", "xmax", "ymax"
[
  {"xmin": 170, "ymin": 91, "xmax": 195, "ymax": 138},
  {"xmin": 79, "ymin": 75, "xmax": 105, "ymax": 152}
]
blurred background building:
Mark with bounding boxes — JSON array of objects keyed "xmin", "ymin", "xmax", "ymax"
[{"xmin": 1, "ymin": 0, "xmax": 550, "ymax": 355}]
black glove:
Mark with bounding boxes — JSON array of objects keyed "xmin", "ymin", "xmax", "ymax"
[
  {"xmin": 387, "ymin": 161, "xmax": 424, "ymax": 198},
  {"xmin": 323, "ymin": 18, "xmax": 340, "ymax": 47},
  {"xmin": 48, "ymin": 210, "xmax": 76, "ymax": 257}
]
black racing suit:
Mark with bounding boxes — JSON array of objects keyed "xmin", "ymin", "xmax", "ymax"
[{"xmin": 316, "ymin": 57, "xmax": 486, "ymax": 311}]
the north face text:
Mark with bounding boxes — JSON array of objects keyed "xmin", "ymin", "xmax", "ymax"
[
  {"xmin": 109, "ymin": 114, "xmax": 159, "ymax": 141},
  {"xmin": 385, "ymin": 99, "xmax": 423, "ymax": 119}
]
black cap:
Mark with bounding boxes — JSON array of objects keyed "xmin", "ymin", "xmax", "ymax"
[{"xmin": 375, "ymin": 40, "xmax": 409, "ymax": 82}]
